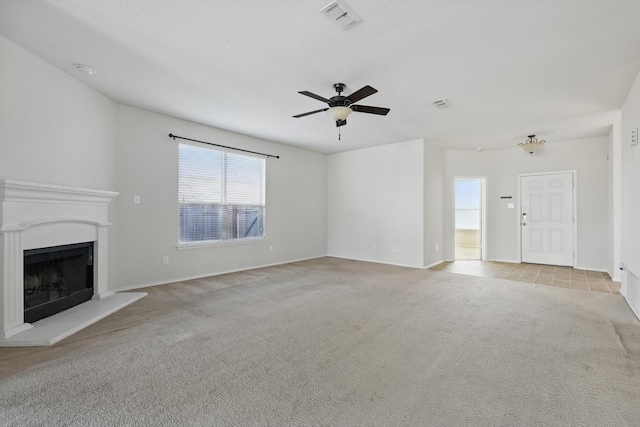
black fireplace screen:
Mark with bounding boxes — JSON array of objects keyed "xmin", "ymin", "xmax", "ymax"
[{"xmin": 23, "ymin": 242, "xmax": 94, "ymax": 324}]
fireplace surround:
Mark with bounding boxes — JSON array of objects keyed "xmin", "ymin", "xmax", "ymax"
[{"xmin": 1, "ymin": 180, "xmax": 119, "ymax": 340}]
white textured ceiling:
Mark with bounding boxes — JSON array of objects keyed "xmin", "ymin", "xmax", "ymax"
[{"xmin": 1, "ymin": 0, "xmax": 639, "ymax": 154}]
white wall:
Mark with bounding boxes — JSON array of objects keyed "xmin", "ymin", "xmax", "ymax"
[
  {"xmin": 0, "ymin": 34, "xmax": 327, "ymax": 292},
  {"xmin": 620, "ymin": 71, "xmax": 640, "ymax": 295},
  {"xmin": 113, "ymin": 105, "xmax": 327, "ymax": 289},
  {"xmin": 0, "ymin": 35, "xmax": 116, "ymax": 190},
  {"xmin": 0, "ymin": 35, "xmax": 120, "ymax": 298},
  {"xmin": 423, "ymin": 142, "xmax": 444, "ymax": 267},
  {"xmin": 327, "ymin": 139, "xmax": 425, "ymax": 268},
  {"xmin": 444, "ymin": 138, "xmax": 610, "ymax": 270}
]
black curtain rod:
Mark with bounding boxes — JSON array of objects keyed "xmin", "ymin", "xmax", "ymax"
[{"xmin": 169, "ymin": 133, "xmax": 280, "ymax": 159}]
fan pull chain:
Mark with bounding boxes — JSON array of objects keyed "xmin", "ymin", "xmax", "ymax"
[{"xmin": 338, "ymin": 127, "xmax": 341, "ymax": 141}]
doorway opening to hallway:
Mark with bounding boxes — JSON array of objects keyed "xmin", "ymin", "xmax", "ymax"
[{"xmin": 455, "ymin": 178, "xmax": 485, "ymax": 260}]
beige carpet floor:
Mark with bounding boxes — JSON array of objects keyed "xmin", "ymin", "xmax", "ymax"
[{"xmin": 1, "ymin": 257, "xmax": 639, "ymax": 426}]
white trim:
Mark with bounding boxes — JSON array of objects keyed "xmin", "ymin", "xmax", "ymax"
[
  {"xmin": 518, "ymin": 170, "xmax": 577, "ymax": 268},
  {"xmin": 481, "ymin": 177, "xmax": 487, "ymax": 261},
  {"xmin": 574, "ymin": 266, "xmax": 609, "ymax": 274},
  {"xmin": 177, "ymin": 236, "xmax": 266, "ymax": 250},
  {"xmin": 326, "ymin": 254, "xmax": 421, "ymax": 269},
  {"xmin": 113, "ymin": 255, "xmax": 326, "ymax": 292},
  {"xmin": 424, "ymin": 260, "xmax": 446, "ymax": 269},
  {"xmin": 3, "ymin": 323, "xmax": 33, "ymax": 339},
  {"xmin": 0, "ymin": 179, "xmax": 118, "ymax": 204},
  {"xmin": 485, "ymin": 258, "xmax": 520, "ymax": 264},
  {"xmin": 2, "ymin": 218, "xmax": 111, "ymax": 233},
  {"xmin": 453, "ymin": 176, "xmax": 487, "ymax": 261}
]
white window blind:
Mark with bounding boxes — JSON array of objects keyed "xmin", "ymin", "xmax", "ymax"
[{"xmin": 179, "ymin": 143, "xmax": 265, "ymax": 243}]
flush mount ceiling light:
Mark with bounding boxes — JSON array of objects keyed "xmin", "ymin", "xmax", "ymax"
[
  {"xmin": 519, "ymin": 134, "xmax": 545, "ymax": 154},
  {"xmin": 73, "ymin": 64, "xmax": 97, "ymax": 75}
]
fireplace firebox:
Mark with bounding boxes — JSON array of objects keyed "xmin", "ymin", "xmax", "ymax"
[{"xmin": 23, "ymin": 242, "xmax": 94, "ymax": 324}]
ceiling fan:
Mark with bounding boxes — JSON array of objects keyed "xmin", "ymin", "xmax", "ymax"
[{"xmin": 293, "ymin": 83, "xmax": 390, "ymax": 128}]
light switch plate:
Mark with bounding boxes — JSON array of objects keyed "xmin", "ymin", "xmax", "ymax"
[{"xmin": 507, "ymin": 203, "xmax": 515, "ymax": 209}]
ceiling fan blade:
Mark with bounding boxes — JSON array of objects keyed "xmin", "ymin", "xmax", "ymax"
[
  {"xmin": 351, "ymin": 105, "xmax": 390, "ymax": 115},
  {"xmin": 336, "ymin": 119, "xmax": 347, "ymax": 127},
  {"xmin": 298, "ymin": 91, "xmax": 329, "ymax": 103},
  {"xmin": 346, "ymin": 85, "xmax": 378, "ymax": 103},
  {"xmin": 293, "ymin": 108, "xmax": 329, "ymax": 118}
]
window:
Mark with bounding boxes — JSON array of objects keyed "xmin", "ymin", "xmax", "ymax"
[{"xmin": 179, "ymin": 143, "xmax": 265, "ymax": 244}]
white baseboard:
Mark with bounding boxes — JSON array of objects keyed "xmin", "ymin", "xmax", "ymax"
[
  {"xmin": 575, "ymin": 266, "xmax": 608, "ymax": 273},
  {"xmin": 485, "ymin": 258, "xmax": 520, "ymax": 264},
  {"xmin": 113, "ymin": 255, "xmax": 327, "ymax": 292},
  {"xmin": 424, "ymin": 260, "xmax": 446, "ymax": 269},
  {"xmin": 326, "ymin": 254, "xmax": 422, "ymax": 269}
]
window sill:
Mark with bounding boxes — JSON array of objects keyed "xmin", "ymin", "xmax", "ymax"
[{"xmin": 176, "ymin": 237, "xmax": 266, "ymax": 250}]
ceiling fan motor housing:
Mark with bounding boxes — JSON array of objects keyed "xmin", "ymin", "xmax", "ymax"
[
  {"xmin": 328, "ymin": 96, "xmax": 351, "ymax": 107},
  {"xmin": 329, "ymin": 83, "xmax": 350, "ymax": 107}
]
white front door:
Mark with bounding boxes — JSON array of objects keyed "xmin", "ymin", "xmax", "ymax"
[{"xmin": 521, "ymin": 173, "xmax": 574, "ymax": 266}]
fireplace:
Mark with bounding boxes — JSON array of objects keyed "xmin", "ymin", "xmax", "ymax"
[
  {"xmin": 1, "ymin": 179, "xmax": 119, "ymax": 339},
  {"xmin": 24, "ymin": 242, "xmax": 94, "ymax": 324}
]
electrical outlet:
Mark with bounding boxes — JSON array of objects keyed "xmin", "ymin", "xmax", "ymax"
[
  {"xmin": 133, "ymin": 195, "xmax": 140, "ymax": 204},
  {"xmin": 162, "ymin": 256, "xmax": 169, "ymax": 265}
]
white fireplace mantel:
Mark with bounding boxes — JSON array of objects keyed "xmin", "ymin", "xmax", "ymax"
[{"xmin": 1, "ymin": 179, "xmax": 119, "ymax": 339}]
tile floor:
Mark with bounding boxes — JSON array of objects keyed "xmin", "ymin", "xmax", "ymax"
[{"xmin": 430, "ymin": 260, "xmax": 620, "ymax": 294}]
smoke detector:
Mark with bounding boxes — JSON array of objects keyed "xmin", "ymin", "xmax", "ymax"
[
  {"xmin": 321, "ymin": 1, "xmax": 361, "ymax": 30},
  {"xmin": 432, "ymin": 99, "xmax": 451, "ymax": 109}
]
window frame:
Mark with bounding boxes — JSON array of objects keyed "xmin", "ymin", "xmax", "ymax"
[{"xmin": 177, "ymin": 142, "xmax": 266, "ymax": 248}]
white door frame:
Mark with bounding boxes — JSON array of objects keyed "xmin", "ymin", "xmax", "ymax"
[
  {"xmin": 453, "ymin": 176, "xmax": 487, "ymax": 261},
  {"xmin": 517, "ymin": 170, "xmax": 577, "ymax": 267}
]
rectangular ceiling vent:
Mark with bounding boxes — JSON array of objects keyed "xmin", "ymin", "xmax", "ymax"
[
  {"xmin": 321, "ymin": 1, "xmax": 361, "ymax": 30},
  {"xmin": 432, "ymin": 99, "xmax": 451, "ymax": 109}
]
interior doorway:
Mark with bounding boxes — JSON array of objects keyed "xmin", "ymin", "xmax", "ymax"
[{"xmin": 455, "ymin": 178, "xmax": 485, "ymax": 260}]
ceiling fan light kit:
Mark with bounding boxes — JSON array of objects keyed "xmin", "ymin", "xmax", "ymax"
[{"xmin": 327, "ymin": 106, "xmax": 353, "ymax": 121}]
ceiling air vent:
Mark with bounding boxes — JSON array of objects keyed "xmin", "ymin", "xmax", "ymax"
[
  {"xmin": 432, "ymin": 99, "xmax": 451, "ymax": 109},
  {"xmin": 321, "ymin": 0, "xmax": 361, "ymax": 30}
]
